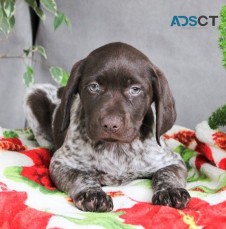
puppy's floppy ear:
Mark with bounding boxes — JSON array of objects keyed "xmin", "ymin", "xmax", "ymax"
[
  {"xmin": 151, "ymin": 64, "xmax": 177, "ymax": 145},
  {"xmin": 59, "ymin": 59, "xmax": 85, "ymax": 132},
  {"xmin": 57, "ymin": 87, "xmax": 65, "ymax": 99}
]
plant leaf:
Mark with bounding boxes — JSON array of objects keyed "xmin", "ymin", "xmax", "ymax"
[
  {"xmin": 23, "ymin": 45, "xmax": 47, "ymax": 59},
  {"xmin": 0, "ymin": 0, "xmax": 15, "ymax": 35},
  {"xmin": 25, "ymin": 0, "xmax": 45, "ymax": 21},
  {"xmin": 8, "ymin": 14, "xmax": 15, "ymax": 29},
  {"xmin": 2, "ymin": 0, "xmax": 15, "ymax": 18},
  {"xmin": 53, "ymin": 11, "xmax": 72, "ymax": 31},
  {"xmin": 0, "ymin": 15, "xmax": 11, "ymax": 35},
  {"xmin": 23, "ymin": 66, "xmax": 34, "ymax": 87},
  {"xmin": 53, "ymin": 12, "xmax": 64, "ymax": 30},
  {"xmin": 219, "ymin": 5, "xmax": 226, "ymax": 70},
  {"xmin": 64, "ymin": 15, "xmax": 72, "ymax": 29},
  {"xmin": 61, "ymin": 69, "xmax": 69, "ymax": 86},
  {"xmin": 49, "ymin": 66, "xmax": 69, "ymax": 86},
  {"xmin": 23, "ymin": 48, "xmax": 30, "ymax": 56},
  {"xmin": 33, "ymin": 45, "xmax": 47, "ymax": 59},
  {"xmin": 208, "ymin": 104, "xmax": 226, "ymax": 129},
  {"xmin": 40, "ymin": 0, "xmax": 57, "ymax": 14},
  {"xmin": 2, "ymin": 2, "xmax": 10, "ymax": 17}
]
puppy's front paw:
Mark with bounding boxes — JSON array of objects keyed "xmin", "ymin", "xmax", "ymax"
[
  {"xmin": 73, "ymin": 189, "xmax": 113, "ymax": 212},
  {"xmin": 152, "ymin": 188, "xmax": 190, "ymax": 209}
]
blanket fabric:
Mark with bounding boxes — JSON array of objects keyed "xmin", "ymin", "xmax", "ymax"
[{"xmin": 0, "ymin": 121, "xmax": 226, "ymax": 229}]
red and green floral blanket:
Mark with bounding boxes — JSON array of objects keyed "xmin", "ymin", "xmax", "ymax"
[{"xmin": 0, "ymin": 121, "xmax": 226, "ymax": 229}]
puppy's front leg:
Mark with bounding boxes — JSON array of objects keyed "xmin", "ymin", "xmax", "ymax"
[
  {"xmin": 152, "ymin": 162, "xmax": 190, "ymax": 209},
  {"xmin": 50, "ymin": 160, "xmax": 113, "ymax": 212}
]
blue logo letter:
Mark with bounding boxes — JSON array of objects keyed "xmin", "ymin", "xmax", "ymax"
[
  {"xmin": 171, "ymin": 16, "xmax": 180, "ymax": 26},
  {"xmin": 189, "ymin": 16, "xmax": 197, "ymax": 26},
  {"xmin": 178, "ymin": 16, "xmax": 189, "ymax": 26}
]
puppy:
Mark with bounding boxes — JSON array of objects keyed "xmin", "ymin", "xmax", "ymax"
[{"xmin": 24, "ymin": 42, "xmax": 190, "ymax": 212}]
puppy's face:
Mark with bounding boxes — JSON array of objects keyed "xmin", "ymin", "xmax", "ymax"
[
  {"xmin": 79, "ymin": 50, "xmax": 153, "ymax": 143},
  {"xmin": 59, "ymin": 42, "xmax": 176, "ymax": 145}
]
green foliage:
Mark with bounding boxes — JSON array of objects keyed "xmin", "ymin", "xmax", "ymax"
[
  {"xmin": 219, "ymin": 5, "xmax": 226, "ymax": 68},
  {"xmin": 54, "ymin": 11, "xmax": 71, "ymax": 30},
  {"xmin": 0, "ymin": 0, "xmax": 15, "ymax": 36},
  {"xmin": 23, "ymin": 66, "xmax": 34, "ymax": 87},
  {"xmin": 50, "ymin": 66, "xmax": 69, "ymax": 86},
  {"xmin": 23, "ymin": 45, "xmax": 47, "ymax": 59},
  {"xmin": 23, "ymin": 64, "xmax": 70, "ymax": 88},
  {"xmin": 0, "ymin": 1, "xmax": 72, "ymax": 87},
  {"xmin": 0, "ymin": 0, "xmax": 71, "ymax": 36},
  {"xmin": 22, "ymin": 45, "xmax": 47, "ymax": 87},
  {"xmin": 25, "ymin": 0, "xmax": 45, "ymax": 21},
  {"xmin": 208, "ymin": 104, "xmax": 226, "ymax": 129},
  {"xmin": 24, "ymin": 0, "xmax": 71, "ymax": 31},
  {"xmin": 40, "ymin": 0, "xmax": 57, "ymax": 14},
  {"xmin": 209, "ymin": 6, "xmax": 226, "ymax": 130}
]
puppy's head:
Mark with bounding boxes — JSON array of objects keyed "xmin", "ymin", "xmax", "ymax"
[{"xmin": 59, "ymin": 42, "xmax": 176, "ymax": 145}]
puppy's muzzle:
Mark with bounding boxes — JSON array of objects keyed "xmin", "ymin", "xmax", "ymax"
[{"xmin": 101, "ymin": 115, "xmax": 123, "ymax": 134}]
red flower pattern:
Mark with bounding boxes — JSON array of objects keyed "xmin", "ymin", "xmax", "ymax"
[
  {"xmin": 164, "ymin": 130, "xmax": 196, "ymax": 147},
  {"xmin": 0, "ymin": 191, "xmax": 53, "ymax": 229},
  {"xmin": 0, "ymin": 182, "xmax": 10, "ymax": 191},
  {"xmin": 213, "ymin": 132, "xmax": 226, "ymax": 151},
  {"xmin": 195, "ymin": 154, "xmax": 208, "ymax": 170},
  {"xmin": 195, "ymin": 142, "xmax": 215, "ymax": 165},
  {"xmin": 20, "ymin": 148, "xmax": 56, "ymax": 191},
  {"xmin": 0, "ymin": 137, "xmax": 26, "ymax": 151},
  {"xmin": 117, "ymin": 202, "xmax": 188, "ymax": 229},
  {"xmin": 1, "ymin": 128, "xmax": 226, "ymax": 228},
  {"xmin": 218, "ymin": 158, "xmax": 226, "ymax": 170},
  {"xmin": 21, "ymin": 167, "xmax": 56, "ymax": 191},
  {"xmin": 117, "ymin": 198, "xmax": 226, "ymax": 229}
]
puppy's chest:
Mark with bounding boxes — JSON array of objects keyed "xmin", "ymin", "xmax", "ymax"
[
  {"xmin": 89, "ymin": 147, "xmax": 142, "ymax": 184},
  {"xmin": 82, "ymin": 141, "xmax": 172, "ymax": 185},
  {"xmin": 63, "ymin": 138, "xmax": 179, "ymax": 186}
]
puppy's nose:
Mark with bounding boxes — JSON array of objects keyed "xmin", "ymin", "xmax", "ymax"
[{"xmin": 101, "ymin": 116, "xmax": 122, "ymax": 133}]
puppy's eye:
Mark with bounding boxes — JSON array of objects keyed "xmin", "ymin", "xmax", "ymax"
[
  {"xmin": 130, "ymin": 86, "xmax": 141, "ymax": 96},
  {"xmin": 88, "ymin": 83, "xmax": 100, "ymax": 93}
]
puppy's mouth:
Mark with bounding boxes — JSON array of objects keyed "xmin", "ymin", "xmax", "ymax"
[
  {"xmin": 89, "ymin": 133, "xmax": 137, "ymax": 144},
  {"xmin": 99, "ymin": 131, "xmax": 138, "ymax": 144},
  {"xmin": 102, "ymin": 138, "xmax": 119, "ymax": 143},
  {"xmin": 87, "ymin": 123, "xmax": 139, "ymax": 144}
]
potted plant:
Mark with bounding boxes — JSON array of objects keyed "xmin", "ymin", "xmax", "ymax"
[
  {"xmin": 208, "ymin": 5, "xmax": 226, "ymax": 130},
  {"xmin": 0, "ymin": 0, "xmax": 70, "ymax": 86}
]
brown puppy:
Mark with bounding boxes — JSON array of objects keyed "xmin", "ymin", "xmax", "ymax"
[{"xmin": 24, "ymin": 42, "xmax": 190, "ymax": 212}]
